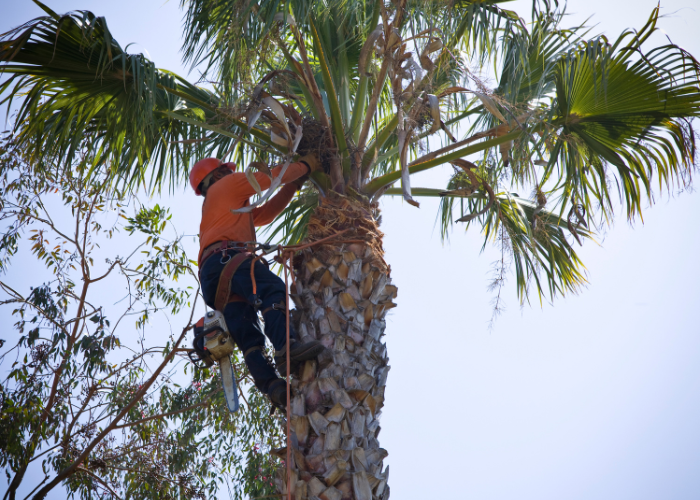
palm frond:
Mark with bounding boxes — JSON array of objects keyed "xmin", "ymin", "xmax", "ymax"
[
  {"xmin": 438, "ymin": 180, "xmax": 591, "ymax": 301},
  {"xmin": 0, "ymin": 5, "xmax": 282, "ymax": 191},
  {"xmin": 496, "ymin": 4, "xmax": 585, "ymax": 105},
  {"xmin": 388, "ymin": 174, "xmax": 591, "ymax": 301},
  {"xmin": 544, "ymin": 7, "xmax": 700, "ymax": 219},
  {"xmin": 364, "ymin": 129, "xmax": 522, "ymax": 195},
  {"xmin": 490, "ymin": 194, "xmax": 591, "ymax": 303},
  {"xmin": 180, "ymin": 0, "xmax": 288, "ymax": 93},
  {"xmin": 0, "ymin": 8, "xmax": 199, "ymax": 189}
]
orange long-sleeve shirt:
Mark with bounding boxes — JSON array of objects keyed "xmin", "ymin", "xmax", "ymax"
[{"xmin": 198, "ymin": 162, "xmax": 308, "ymax": 264}]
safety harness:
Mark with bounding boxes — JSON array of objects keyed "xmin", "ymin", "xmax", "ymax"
[
  {"xmin": 190, "ymin": 241, "xmax": 285, "ymax": 367},
  {"xmin": 199, "ymin": 240, "xmax": 287, "ymax": 313}
]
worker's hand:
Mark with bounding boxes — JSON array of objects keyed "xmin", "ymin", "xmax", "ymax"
[
  {"xmin": 298, "ymin": 153, "xmax": 321, "ymax": 173},
  {"xmin": 292, "ymin": 173, "xmax": 309, "ymax": 190}
]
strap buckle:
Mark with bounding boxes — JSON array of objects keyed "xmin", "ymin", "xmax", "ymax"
[{"xmin": 260, "ymin": 301, "xmax": 286, "ymax": 315}]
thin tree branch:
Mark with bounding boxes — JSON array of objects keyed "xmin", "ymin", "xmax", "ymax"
[
  {"xmin": 21, "ymin": 476, "xmax": 49, "ymax": 500},
  {"xmin": 113, "ymin": 388, "xmax": 220, "ymax": 429},
  {"xmin": 76, "ymin": 467, "xmax": 122, "ymax": 500},
  {"xmin": 31, "ymin": 290, "xmax": 201, "ymax": 500}
]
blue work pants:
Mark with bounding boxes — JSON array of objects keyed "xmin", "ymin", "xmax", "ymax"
[{"xmin": 199, "ymin": 250, "xmax": 296, "ymax": 391}]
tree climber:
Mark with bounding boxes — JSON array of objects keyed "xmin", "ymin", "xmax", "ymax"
[{"xmin": 191, "ymin": 155, "xmax": 325, "ymax": 408}]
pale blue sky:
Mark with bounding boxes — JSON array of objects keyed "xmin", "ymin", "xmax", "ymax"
[{"xmin": 2, "ymin": 1, "xmax": 699, "ymax": 499}]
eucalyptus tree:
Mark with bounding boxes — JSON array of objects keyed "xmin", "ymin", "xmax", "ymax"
[
  {"xmin": 0, "ymin": 134, "xmax": 285, "ymax": 500},
  {"xmin": 1, "ymin": 0, "xmax": 699, "ymax": 499}
]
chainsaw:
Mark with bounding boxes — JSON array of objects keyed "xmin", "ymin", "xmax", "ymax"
[{"xmin": 189, "ymin": 310, "xmax": 240, "ymax": 413}]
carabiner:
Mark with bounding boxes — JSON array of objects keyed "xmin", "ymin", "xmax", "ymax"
[{"xmin": 220, "ymin": 249, "xmax": 232, "ymax": 264}]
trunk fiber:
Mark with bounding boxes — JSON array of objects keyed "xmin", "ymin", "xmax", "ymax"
[{"xmin": 274, "ymin": 193, "xmax": 395, "ymax": 500}]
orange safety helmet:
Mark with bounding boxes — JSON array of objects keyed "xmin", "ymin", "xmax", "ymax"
[{"xmin": 189, "ymin": 158, "xmax": 236, "ymax": 195}]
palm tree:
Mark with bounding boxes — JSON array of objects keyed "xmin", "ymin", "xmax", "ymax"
[{"xmin": 1, "ymin": 0, "xmax": 698, "ymax": 499}]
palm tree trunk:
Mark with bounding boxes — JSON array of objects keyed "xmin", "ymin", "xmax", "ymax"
[{"xmin": 275, "ymin": 193, "xmax": 396, "ymax": 500}]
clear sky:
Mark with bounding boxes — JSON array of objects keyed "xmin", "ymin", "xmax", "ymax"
[{"xmin": 1, "ymin": 1, "xmax": 699, "ymax": 499}]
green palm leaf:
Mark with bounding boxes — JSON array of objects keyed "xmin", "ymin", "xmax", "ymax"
[
  {"xmin": 0, "ymin": 2, "xmax": 280, "ymax": 190},
  {"xmin": 1, "ymin": 6, "xmax": 192, "ymax": 188},
  {"xmin": 390, "ymin": 177, "xmax": 591, "ymax": 302},
  {"xmin": 1, "ymin": 1, "xmax": 698, "ymax": 304},
  {"xmin": 545, "ymin": 8, "xmax": 700, "ymax": 218}
]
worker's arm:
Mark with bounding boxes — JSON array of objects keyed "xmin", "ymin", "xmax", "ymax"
[
  {"xmin": 224, "ymin": 162, "xmax": 310, "ymax": 199},
  {"xmin": 252, "ymin": 183, "xmax": 298, "ymax": 226}
]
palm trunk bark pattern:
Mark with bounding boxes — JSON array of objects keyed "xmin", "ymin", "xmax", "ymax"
[{"xmin": 275, "ymin": 193, "xmax": 396, "ymax": 500}]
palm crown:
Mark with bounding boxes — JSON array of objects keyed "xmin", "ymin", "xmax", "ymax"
[{"xmin": 1, "ymin": 0, "xmax": 698, "ymax": 303}]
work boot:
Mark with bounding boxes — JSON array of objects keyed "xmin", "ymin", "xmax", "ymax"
[
  {"xmin": 266, "ymin": 379, "xmax": 288, "ymax": 409},
  {"xmin": 274, "ymin": 339, "xmax": 325, "ymax": 376}
]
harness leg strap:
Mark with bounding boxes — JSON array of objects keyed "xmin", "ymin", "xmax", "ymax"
[
  {"xmin": 260, "ymin": 301, "xmax": 286, "ymax": 316},
  {"xmin": 214, "ymin": 252, "xmax": 251, "ymax": 311},
  {"xmin": 243, "ymin": 345, "xmax": 263, "ymax": 358}
]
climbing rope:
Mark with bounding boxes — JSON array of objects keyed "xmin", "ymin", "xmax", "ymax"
[{"xmin": 283, "ymin": 261, "xmax": 292, "ymax": 500}]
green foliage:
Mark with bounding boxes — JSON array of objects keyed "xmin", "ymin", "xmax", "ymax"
[
  {"xmin": 0, "ymin": 1, "xmax": 698, "ymax": 315},
  {"xmin": 0, "ymin": 2, "xmax": 223, "ymax": 191},
  {"xmin": 545, "ymin": 14, "xmax": 699, "ymax": 219},
  {"xmin": 0, "ymin": 134, "xmax": 283, "ymax": 499}
]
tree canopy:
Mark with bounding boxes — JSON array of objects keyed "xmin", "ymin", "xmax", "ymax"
[
  {"xmin": 1, "ymin": 0, "xmax": 698, "ymax": 306},
  {"xmin": 0, "ymin": 133, "xmax": 283, "ymax": 499}
]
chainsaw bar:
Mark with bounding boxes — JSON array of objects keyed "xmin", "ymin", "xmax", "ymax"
[
  {"xmin": 219, "ymin": 355, "xmax": 240, "ymax": 413},
  {"xmin": 193, "ymin": 310, "xmax": 240, "ymax": 414}
]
